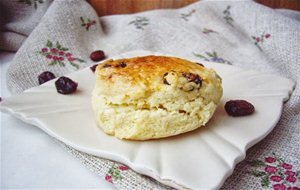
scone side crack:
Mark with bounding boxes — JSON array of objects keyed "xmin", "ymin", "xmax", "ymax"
[{"xmin": 101, "ymin": 94, "xmax": 214, "ymax": 119}]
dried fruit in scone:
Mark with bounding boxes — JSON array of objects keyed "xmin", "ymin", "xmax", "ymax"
[{"xmin": 92, "ymin": 55, "xmax": 223, "ymax": 140}]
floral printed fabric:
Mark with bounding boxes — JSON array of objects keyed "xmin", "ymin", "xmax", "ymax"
[
  {"xmin": 202, "ymin": 28, "xmax": 218, "ymax": 34},
  {"xmin": 80, "ymin": 17, "xmax": 96, "ymax": 31},
  {"xmin": 223, "ymin": 5, "xmax": 234, "ymax": 26},
  {"xmin": 4, "ymin": 0, "xmax": 300, "ymax": 189},
  {"xmin": 252, "ymin": 33, "xmax": 271, "ymax": 51},
  {"xmin": 181, "ymin": 9, "xmax": 196, "ymax": 21},
  {"xmin": 248, "ymin": 153, "xmax": 300, "ymax": 189},
  {"xmin": 18, "ymin": 0, "xmax": 44, "ymax": 9},
  {"xmin": 38, "ymin": 40, "xmax": 84, "ymax": 69},
  {"xmin": 129, "ymin": 17, "xmax": 149, "ymax": 30},
  {"xmin": 105, "ymin": 164, "xmax": 129, "ymax": 183},
  {"xmin": 194, "ymin": 51, "xmax": 232, "ymax": 65}
]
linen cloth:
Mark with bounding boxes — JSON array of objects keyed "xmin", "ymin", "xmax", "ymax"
[{"xmin": 1, "ymin": 0, "xmax": 299, "ymax": 189}]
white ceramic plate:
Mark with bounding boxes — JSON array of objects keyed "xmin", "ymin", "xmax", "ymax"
[{"xmin": 1, "ymin": 51, "xmax": 295, "ymax": 190}]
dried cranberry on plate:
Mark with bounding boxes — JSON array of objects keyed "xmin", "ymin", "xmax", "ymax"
[
  {"xmin": 225, "ymin": 100, "xmax": 255, "ymax": 116},
  {"xmin": 38, "ymin": 71, "xmax": 56, "ymax": 85},
  {"xmin": 55, "ymin": 76, "xmax": 78, "ymax": 94},
  {"xmin": 90, "ymin": 50, "xmax": 105, "ymax": 61}
]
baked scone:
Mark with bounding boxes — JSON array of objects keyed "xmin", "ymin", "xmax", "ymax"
[{"xmin": 92, "ymin": 55, "xmax": 222, "ymax": 140}]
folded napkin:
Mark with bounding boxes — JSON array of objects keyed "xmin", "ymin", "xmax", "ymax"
[{"xmin": 1, "ymin": 0, "xmax": 299, "ymax": 189}]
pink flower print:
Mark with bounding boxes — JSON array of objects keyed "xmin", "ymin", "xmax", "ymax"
[
  {"xmin": 80, "ymin": 17, "xmax": 97, "ymax": 31},
  {"xmin": 68, "ymin": 57, "xmax": 75, "ymax": 62},
  {"xmin": 46, "ymin": 54, "xmax": 52, "ymax": 59},
  {"xmin": 42, "ymin": 48, "xmax": 48, "ymax": 52},
  {"xmin": 270, "ymin": 175, "xmax": 282, "ymax": 182},
  {"xmin": 118, "ymin": 165, "xmax": 129, "ymax": 171},
  {"xmin": 273, "ymin": 184, "xmax": 287, "ymax": 190},
  {"xmin": 265, "ymin": 166, "xmax": 277, "ymax": 173},
  {"xmin": 285, "ymin": 170, "xmax": 296, "ymax": 176},
  {"xmin": 39, "ymin": 40, "xmax": 84, "ymax": 69},
  {"xmin": 265, "ymin": 156, "xmax": 276, "ymax": 163},
  {"xmin": 287, "ymin": 187, "xmax": 300, "ymax": 190},
  {"xmin": 106, "ymin": 164, "xmax": 122, "ymax": 183},
  {"xmin": 65, "ymin": 52, "xmax": 72, "ymax": 57},
  {"xmin": 282, "ymin": 163, "xmax": 292, "ymax": 170},
  {"xmin": 285, "ymin": 175, "xmax": 297, "ymax": 183},
  {"xmin": 251, "ymin": 32, "xmax": 271, "ymax": 51},
  {"xmin": 105, "ymin": 175, "xmax": 112, "ymax": 183},
  {"xmin": 249, "ymin": 154, "xmax": 300, "ymax": 189},
  {"xmin": 51, "ymin": 48, "xmax": 58, "ymax": 54}
]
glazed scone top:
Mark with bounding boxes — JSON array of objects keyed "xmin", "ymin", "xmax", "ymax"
[{"xmin": 94, "ymin": 55, "xmax": 222, "ymax": 105}]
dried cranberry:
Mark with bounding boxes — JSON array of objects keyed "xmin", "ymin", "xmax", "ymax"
[
  {"xmin": 193, "ymin": 77, "xmax": 202, "ymax": 85},
  {"xmin": 90, "ymin": 64, "xmax": 98, "ymax": 72},
  {"xmin": 225, "ymin": 100, "xmax": 255, "ymax": 116},
  {"xmin": 163, "ymin": 72, "xmax": 170, "ymax": 85},
  {"xmin": 38, "ymin": 71, "xmax": 56, "ymax": 85},
  {"xmin": 178, "ymin": 110, "xmax": 187, "ymax": 114},
  {"xmin": 182, "ymin": 72, "xmax": 202, "ymax": 86},
  {"xmin": 55, "ymin": 77, "xmax": 78, "ymax": 94},
  {"xmin": 90, "ymin": 50, "xmax": 105, "ymax": 61},
  {"xmin": 119, "ymin": 62, "xmax": 127, "ymax": 68}
]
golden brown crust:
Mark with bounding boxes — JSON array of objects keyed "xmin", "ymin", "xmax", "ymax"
[{"xmin": 95, "ymin": 55, "xmax": 208, "ymax": 86}]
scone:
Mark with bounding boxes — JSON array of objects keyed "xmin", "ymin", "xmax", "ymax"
[{"xmin": 92, "ymin": 55, "xmax": 222, "ymax": 140}]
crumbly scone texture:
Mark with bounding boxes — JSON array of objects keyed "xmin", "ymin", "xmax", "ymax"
[{"xmin": 92, "ymin": 55, "xmax": 223, "ymax": 140}]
